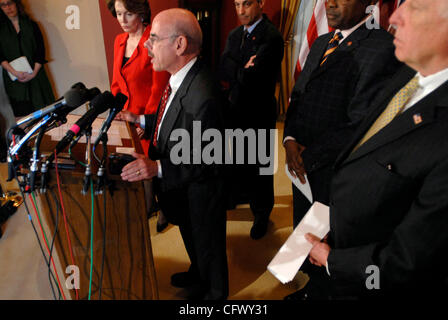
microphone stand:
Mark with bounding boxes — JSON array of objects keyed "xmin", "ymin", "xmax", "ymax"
[
  {"xmin": 94, "ymin": 132, "xmax": 109, "ymax": 196},
  {"xmin": 82, "ymin": 126, "xmax": 93, "ymax": 196}
]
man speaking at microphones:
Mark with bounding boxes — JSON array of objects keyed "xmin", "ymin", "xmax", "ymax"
[{"xmin": 117, "ymin": 9, "xmax": 228, "ymax": 300}]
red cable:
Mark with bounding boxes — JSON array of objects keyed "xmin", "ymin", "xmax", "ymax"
[
  {"xmin": 28, "ymin": 193, "xmax": 66, "ymax": 300},
  {"xmin": 54, "ymin": 151, "xmax": 79, "ymax": 300}
]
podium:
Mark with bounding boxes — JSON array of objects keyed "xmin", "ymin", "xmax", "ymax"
[{"xmin": 33, "ymin": 117, "xmax": 158, "ymax": 300}]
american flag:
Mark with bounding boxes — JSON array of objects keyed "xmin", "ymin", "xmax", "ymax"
[
  {"xmin": 294, "ymin": 0, "xmax": 405, "ymax": 81},
  {"xmin": 294, "ymin": 0, "xmax": 329, "ymax": 80}
]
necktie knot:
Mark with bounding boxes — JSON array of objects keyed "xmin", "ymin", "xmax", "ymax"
[
  {"xmin": 241, "ymin": 29, "xmax": 249, "ymax": 49},
  {"xmin": 321, "ymin": 32, "xmax": 343, "ymax": 66}
]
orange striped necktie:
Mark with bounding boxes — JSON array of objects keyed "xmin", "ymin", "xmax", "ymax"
[{"xmin": 320, "ymin": 32, "xmax": 343, "ymax": 66}]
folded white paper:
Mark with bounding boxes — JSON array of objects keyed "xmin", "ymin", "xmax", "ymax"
[
  {"xmin": 267, "ymin": 202, "xmax": 330, "ymax": 284},
  {"xmin": 8, "ymin": 56, "xmax": 33, "ymax": 81},
  {"xmin": 285, "ymin": 164, "xmax": 313, "ymax": 203}
]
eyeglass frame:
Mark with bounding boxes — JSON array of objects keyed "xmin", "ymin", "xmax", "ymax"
[
  {"xmin": 148, "ymin": 34, "xmax": 185, "ymax": 46},
  {"xmin": 0, "ymin": 1, "xmax": 15, "ymax": 9}
]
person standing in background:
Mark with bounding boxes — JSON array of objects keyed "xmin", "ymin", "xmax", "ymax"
[
  {"xmin": 219, "ymin": 0, "xmax": 284, "ymax": 240},
  {"xmin": 0, "ymin": 0, "xmax": 54, "ymax": 117},
  {"xmin": 107, "ymin": 0, "xmax": 170, "ymax": 231}
]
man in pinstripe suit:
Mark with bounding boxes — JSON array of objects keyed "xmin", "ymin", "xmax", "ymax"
[
  {"xmin": 283, "ymin": 0, "xmax": 401, "ymax": 300},
  {"xmin": 284, "ymin": 0, "xmax": 401, "ymax": 227},
  {"xmin": 306, "ymin": 0, "xmax": 448, "ymax": 299}
]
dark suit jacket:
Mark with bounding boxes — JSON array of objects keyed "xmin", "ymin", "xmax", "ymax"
[
  {"xmin": 327, "ymin": 66, "xmax": 448, "ymax": 298},
  {"xmin": 143, "ymin": 59, "xmax": 224, "ymax": 223},
  {"xmin": 284, "ymin": 25, "xmax": 401, "ymax": 200},
  {"xmin": 219, "ymin": 15, "xmax": 284, "ymax": 129}
]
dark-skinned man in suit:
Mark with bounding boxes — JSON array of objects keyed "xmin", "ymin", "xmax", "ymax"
[
  {"xmin": 219, "ymin": 0, "xmax": 284, "ymax": 240},
  {"xmin": 119, "ymin": 9, "xmax": 228, "ymax": 300},
  {"xmin": 306, "ymin": 0, "xmax": 448, "ymax": 299},
  {"xmin": 283, "ymin": 0, "xmax": 402, "ymax": 300}
]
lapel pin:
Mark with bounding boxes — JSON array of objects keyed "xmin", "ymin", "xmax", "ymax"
[
  {"xmin": 413, "ymin": 113, "xmax": 423, "ymax": 125},
  {"xmin": 252, "ymin": 36, "xmax": 256, "ymax": 41},
  {"xmin": 347, "ymin": 41, "xmax": 353, "ymax": 46}
]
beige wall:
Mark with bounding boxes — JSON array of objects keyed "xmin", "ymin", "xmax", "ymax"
[{"xmin": 22, "ymin": 0, "xmax": 109, "ymax": 102}]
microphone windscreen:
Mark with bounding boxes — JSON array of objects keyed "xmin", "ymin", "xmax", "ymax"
[
  {"xmin": 114, "ymin": 92, "xmax": 128, "ymax": 111},
  {"xmin": 88, "ymin": 87, "xmax": 101, "ymax": 100},
  {"xmin": 71, "ymin": 82, "xmax": 86, "ymax": 90},
  {"xmin": 90, "ymin": 91, "xmax": 115, "ymax": 114},
  {"xmin": 64, "ymin": 89, "xmax": 86, "ymax": 108}
]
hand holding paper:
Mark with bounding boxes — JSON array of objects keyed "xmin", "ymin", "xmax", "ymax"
[{"xmin": 267, "ymin": 202, "xmax": 329, "ymax": 284}]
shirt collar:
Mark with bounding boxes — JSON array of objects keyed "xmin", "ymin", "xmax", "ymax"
[
  {"xmin": 169, "ymin": 57, "xmax": 198, "ymax": 92},
  {"xmin": 416, "ymin": 67, "xmax": 448, "ymax": 92},
  {"xmin": 245, "ymin": 16, "xmax": 263, "ymax": 34}
]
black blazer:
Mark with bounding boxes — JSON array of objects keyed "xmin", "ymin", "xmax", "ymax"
[
  {"xmin": 219, "ymin": 15, "xmax": 284, "ymax": 129},
  {"xmin": 144, "ymin": 59, "xmax": 224, "ymax": 193},
  {"xmin": 284, "ymin": 25, "xmax": 402, "ymax": 175},
  {"xmin": 327, "ymin": 65, "xmax": 448, "ymax": 297}
]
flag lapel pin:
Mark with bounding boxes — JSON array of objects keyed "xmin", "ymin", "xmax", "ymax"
[{"xmin": 413, "ymin": 113, "xmax": 423, "ymax": 125}]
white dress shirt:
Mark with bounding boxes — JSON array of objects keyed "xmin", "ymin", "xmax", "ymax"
[
  {"xmin": 140, "ymin": 57, "xmax": 198, "ymax": 178},
  {"xmin": 404, "ymin": 67, "xmax": 448, "ymax": 112}
]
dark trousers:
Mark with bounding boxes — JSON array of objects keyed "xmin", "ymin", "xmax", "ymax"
[
  {"xmin": 225, "ymin": 125, "xmax": 275, "ymax": 221},
  {"xmin": 160, "ymin": 178, "xmax": 229, "ymax": 300},
  {"xmin": 227, "ymin": 164, "xmax": 274, "ymax": 221}
]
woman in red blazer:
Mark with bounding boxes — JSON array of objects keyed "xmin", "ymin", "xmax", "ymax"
[
  {"xmin": 108, "ymin": 0, "xmax": 169, "ymax": 153},
  {"xmin": 108, "ymin": 0, "xmax": 170, "ymax": 231}
]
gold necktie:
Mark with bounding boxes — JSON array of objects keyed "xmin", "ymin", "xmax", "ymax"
[{"xmin": 353, "ymin": 76, "xmax": 420, "ymax": 151}]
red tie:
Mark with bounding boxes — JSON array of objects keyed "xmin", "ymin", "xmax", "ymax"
[{"xmin": 153, "ymin": 84, "xmax": 172, "ymax": 147}]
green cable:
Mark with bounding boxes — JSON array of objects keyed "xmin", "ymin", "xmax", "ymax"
[
  {"xmin": 88, "ymin": 178, "xmax": 94, "ymax": 300},
  {"xmin": 69, "ymin": 145, "xmax": 87, "ymax": 168},
  {"xmin": 32, "ymin": 192, "xmax": 50, "ymax": 245}
]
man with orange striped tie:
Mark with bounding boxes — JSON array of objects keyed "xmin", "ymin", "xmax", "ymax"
[
  {"xmin": 306, "ymin": 0, "xmax": 448, "ymax": 300},
  {"xmin": 283, "ymin": 0, "xmax": 401, "ymax": 300}
]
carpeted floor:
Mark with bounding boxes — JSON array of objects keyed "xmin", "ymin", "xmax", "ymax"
[{"xmin": 0, "ymin": 122, "xmax": 307, "ymax": 300}]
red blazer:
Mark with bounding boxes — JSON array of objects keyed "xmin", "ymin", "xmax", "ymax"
[{"xmin": 111, "ymin": 25, "xmax": 170, "ymax": 115}]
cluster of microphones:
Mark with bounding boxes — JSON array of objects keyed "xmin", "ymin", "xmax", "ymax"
[{"xmin": 6, "ymin": 82, "xmax": 128, "ymax": 194}]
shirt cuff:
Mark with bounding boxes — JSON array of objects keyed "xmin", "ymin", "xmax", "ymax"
[
  {"xmin": 325, "ymin": 261, "xmax": 331, "ymax": 276},
  {"xmin": 157, "ymin": 160, "xmax": 162, "ymax": 178},
  {"xmin": 140, "ymin": 115, "xmax": 145, "ymax": 129},
  {"xmin": 283, "ymin": 136, "xmax": 296, "ymax": 145}
]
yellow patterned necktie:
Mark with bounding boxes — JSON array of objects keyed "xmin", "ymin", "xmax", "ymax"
[
  {"xmin": 353, "ymin": 76, "xmax": 420, "ymax": 151},
  {"xmin": 320, "ymin": 32, "xmax": 343, "ymax": 66}
]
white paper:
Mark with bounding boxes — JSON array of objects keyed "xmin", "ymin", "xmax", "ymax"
[
  {"xmin": 8, "ymin": 56, "xmax": 33, "ymax": 81},
  {"xmin": 267, "ymin": 202, "xmax": 330, "ymax": 284},
  {"xmin": 285, "ymin": 164, "xmax": 313, "ymax": 203}
]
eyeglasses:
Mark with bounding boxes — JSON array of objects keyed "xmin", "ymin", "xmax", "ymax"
[
  {"xmin": 148, "ymin": 34, "xmax": 181, "ymax": 46},
  {"xmin": 0, "ymin": 1, "xmax": 14, "ymax": 8}
]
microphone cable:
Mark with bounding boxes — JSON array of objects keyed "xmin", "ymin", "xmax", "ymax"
[
  {"xmin": 88, "ymin": 178, "xmax": 94, "ymax": 300},
  {"xmin": 27, "ymin": 191, "xmax": 66, "ymax": 300},
  {"xmin": 98, "ymin": 180, "xmax": 107, "ymax": 300},
  {"xmin": 44, "ymin": 189, "xmax": 62, "ymax": 300},
  {"xmin": 54, "ymin": 151, "xmax": 80, "ymax": 300},
  {"xmin": 10, "ymin": 162, "xmax": 62, "ymax": 300}
]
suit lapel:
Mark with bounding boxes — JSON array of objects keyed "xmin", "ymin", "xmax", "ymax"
[
  {"xmin": 310, "ymin": 26, "xmax": 371, "ymax": 80},
  {"xmin": 156, "ymin": 59, "xmax": 202, "ymax": 153},
  {"xmin": 334, "ymin": 66, "xmax": 416, "ymax": 168},
  {"xmin": 115, "ymin": 35, "xmax": 129, "ymax": 96},
  {"xmin": 339, "ymin": 75, "xmax": 448, "ymax": 167}
]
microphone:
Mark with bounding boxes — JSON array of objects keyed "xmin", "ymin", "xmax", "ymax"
[
  {"xmin": 48, "ymin": 91, "xmax": 114, "ymax": 160},
  {"xmin": 93, "ymin": 92, "xmax": 128, "ymax": 146},
  {"xmin": 15, "ymin": 86, "xmax": 91, "ymax": 128}
]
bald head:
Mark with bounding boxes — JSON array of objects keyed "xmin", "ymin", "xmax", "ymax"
[{"xmin": 154, "ymin": 9, "xmax": 203, "ymax": 55}]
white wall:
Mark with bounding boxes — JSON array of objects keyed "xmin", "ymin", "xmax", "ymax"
[{"xmin": 22, "ymin": 0, "xmax": 109, "ymax": 102}]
